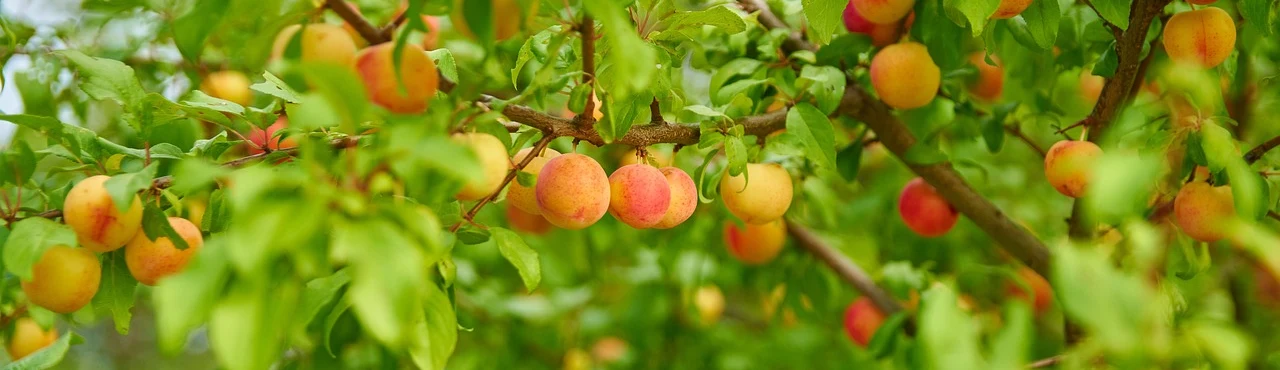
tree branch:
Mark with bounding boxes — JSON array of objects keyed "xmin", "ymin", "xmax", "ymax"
[
  {"xmin": 786, "ymin": 220, "xmax": 904, "ymax": 316},
  {"xmin": 450, "ymin": 135, "xmax": 555, "ymax": 232},
  {"xmin": 325, "ymin": 0, "xmax": 387, "ymax": 45},
  {"xmin": 1005, "ymin": 125, "xmax": 1048, "ymax": 158},
  {"xmin": 1027, "ymin": 355, "xmax": 1063, "ymax": 368},
  {"xmin": 577, "ymin": 15, "xmax": 598, "ymax": 128},
  {"xmin": 1244, "ymin": 135, "xmax": 1280, "ymax": 164}
]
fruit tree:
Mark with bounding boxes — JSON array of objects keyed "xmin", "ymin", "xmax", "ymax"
[{"xmin": 0, "ymin": 0, "xmax": 1279, "ymax": 369}]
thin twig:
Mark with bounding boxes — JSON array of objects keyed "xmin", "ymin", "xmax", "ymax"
[
  {"xmin": 1244, "ymin": 135, "xmax": 1280, "ymax": 164},
  {"xmin": 786, "ymin": 220, "xmax": 904, "ymax": 316},
  {"xmin": 324, "ymin": 0, "xmax": 387, "ymax": 45},
  {"xmin": 1005, "ymin": 125, "xmax": 1047, "ymax": 158},
  {"xmin": 1027, "ymin": 355, "xmax": 1063, "ymax": 368},
  {"xmin": 450, "ymin": 134, "xmax": 555, "ymax": 232}
]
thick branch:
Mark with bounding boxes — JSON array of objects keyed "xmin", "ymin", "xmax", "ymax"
[
  {"xmin": 488, "ymin": 95, "xmax": 788, "ymax": 147},
  {"xmin": 787, "ymin": 220, "xmax": 903, "ymax": 315},
  {"xmin": 578, "ymin": 16, "xmax": 598, "ymax": 128},
  {"xmin": 325, "ymin": 0, "xmax": 387, "ymax": 45},
  {"xmin": 1244, "ymin": 135, "xmax": 1280, "ymax": 164}
]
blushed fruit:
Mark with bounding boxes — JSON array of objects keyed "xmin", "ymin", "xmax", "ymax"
[
  {"xmin": 536, "ymin": 153, "xmax": 611, "ymax": 229},
  {"xmin": 842, "ymin": 1, "xmax": 874, "ymax": 33},
  {"xmin": 694, "ymin": 285, "xmax": 725, "ymax": 325},
  {"xmin": 508, "ymin": 147, "xmax": 562, "ymax": 215},
  {"xmin": 1044, "ymin": 140, "xmax": 1102, "ymax": 198},
  {"xmin": 355, "ymin": 42, "xmax": 440, "ymax": 114},
  {"xmin": 7, "ymin": 318, "xmax": 57, "ymax": 360},
  {"xmin": 609, "ymin": 164, "xmax": 671, "ymax": 229},
  {"xmin": 843, "ymin": 298, "xmax": 886, "ymax": 347},
  {"xmin": 1163, "ymin": 7, "xmax": 1236, "ymax": 68},
  {"xmin": 453, "ymin": 133, "xmax": 510, "ymax": 201},
  {"xmin": 506, "ymin": 203, "xmax": 554, "ymax": 235},
  {"xmin": 271, "ymin": 24, "xmax": 358, "ymax": 66},
  {"xmin": 247, "ymin": 118, "xmax": 297, "ymax": 155},
  {"xmin": 850, "ymin": 0, "xmax": 914, "ymax": 24},
  {"xmin": 723, "ymin": 219, "xmax": 787, "ymax": 265},
  {"xmin": 619, "ymin": 147, "xmax": 672, "ymax": 168},
  {"xmin": 590, "ymin": 337, "xmax": 629, "ymax": 364},
  {"xmin": 652, "ymin": 167, "xmax": 697, "ymax": 229},
  {"xmin": 967, "ymin": 52, "xmax": 1004, "ymax": 101},
  {"xmin": 870, "ymin": 42, "xmax": 940, "ymax": 109},
  {"xmin": 125, "ymin": 217, "xmax": 204, "ymax": 286},
  {"xmin": 991, "ymin": 0, "xmax": 1032, "ymax": 19},
  {"xmin": 64, "ymin": 175, "xmax": 143, "ymax": 252},
  {"xmin": 453, "ymin": 0, "xmax": 533, "ymax": 41},
  {"xmin": 21, "ymin": 245, "xmax": 101, "ymax": 314},
  {"xmin": 1005, "ymin": 267, "xmax": 1053, "ymax": 315},
  {"xmin": 720, "ymin": 163, "xmax": 793, "ymax": 224},
  {"xmin": 1188, "ymin": 0, "xmax": 1216, "ymax": 3},
  {"xmin": 897, "ymin": 177, "xmax": 959, "ymax": 237},
  {"xmin": 422, "ymin": 16, "xmax": 441, "ymax": 50},
  {"xmin": 1174, "ymin": 181, "xmax": 1236, "ymax": 242},
  {"xmin": 200, "ymin": 71, "xmax": 253, "ymax": 106},
  {"xmin": 1079, "ymin": 71, "xmax": 1104, "ymax": 105}
]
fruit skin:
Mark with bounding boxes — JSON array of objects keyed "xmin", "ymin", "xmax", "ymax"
[
  {"xmin": 536, "ymin": 153, "xmax": 611, "ymax": 229},
  {"xmin": 720, "ymin": 163, "xmax": 793, "ymax": 224},
  {"xmin": 7, "ymin": 318, "xmax": 57, "ymax": 361},
  {"xmin": 1044, "ymin": 140, "xmax": 1103, "ymax": 198},
  {"xmin": 652, "ymin": 167, "xmax": 697, "ymax": 229},
  {"xmin": 506, "ymin": 203, "xmax": 554, "ymax": 235},
  {"xmin": 608, "ymin": 164, "xmax": 672, "ymax": 229},
  {"xmin": 125, "ymin": 217, "xmax": 204, "ymax": 286},
  {"xmin": 843, "ymin": 3, "xmax": 910, "ymax": 47},
  {"xmin": 1005, "ymin": 267, "xmax": 1053, "ymax": 315},
  {"xmin": 1080, "ymin": 71, "xmax": 1104, "ymax": 105},
  {"xmin": 842, "ymin": 1, "xmax": 875, "ymax": 34},
  {"xmin": 1173, "ymin": 181, "xmax": 1236, "ymax": 242},
  {"xmin": 1163, "ymin": 7, "xmax": 1236, "ymax": 68},
  {"xmin": 897, "ymin": 177, "xmax": 959, "ymax": 237},
  {"xmin": 64, "ymin": 175, "xmax": 143, "ymax": 252},
  {"xmin": 1188, "ymin": 0, "xmax": 1216, "ymax": 3},
  {"xmin": 508, "ymin": 147, "xmax": 562, "ymax": 215},
  {"xmin": 453, "ymin": 0, "xmax": 534, "ymax": 41},
  {"xmin": 247, "ymin": 118, "xmax": 297, "ymax": 155},
  {"xmin": 453, "ymin": 133, "xmax": 510, "ymax": 201},
  {"xmin": 354, "ymin": 42, "xmax": 440, "ymax": 114},
  {"xmin": 200, "ymin": 71, "xmax": 253, "ymax": 106},
  {"xmin": 723, "ymin": 219, "xmax": 787, "ymax": 265},
  {"xmin": 422, "ymin": 16, "xmax": 441, "ymax": 50},
  {"xmin": 991, "ymin": 0, "xmax": 1032, "ymax": 19},
  {"xmin": 843, "ymin": 298, "xmax": 886, "ymax": 347},
  {"xmin": 967, "ymin": 52, "xmax": 1004, "ymax": 101},
  {"xmin": 21, "ymin": 245, "xmax": 101, "ymax": 314},
  {"xmin": 693, "ymin": 285, "xmax": 725, "ymax": 325},
  {"xmin": 590, "ymin": 337, "xmax": 629, "ymax": 364},
  {"xmin": 271, "ymin": 24, "xmax": 358, "ymax": 66},
  {"xmin": 870, "ymin": 42, "xmax": 941, "ymax": 109},
  {"xmin": 850, "ymin": 0, "xmax": 914, "ymax": 24}
]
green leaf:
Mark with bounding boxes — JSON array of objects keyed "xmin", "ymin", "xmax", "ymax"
[
  {"xmin": 1185, "ymin": 321, "xmax": 1254, "ymax": 370},
  {"xmin": 90, "ymin": 250, "xmax": 137, "ymax": 335},
  {"xmin": 103, "ymin": 163, "xmax": 155, "ymax": 213},
  {"xmin": 1017, "ymin": 0, "xmax": 1060, "ymax": 50},
  {"xmin": 785, "ymin": 102, "xmax": 837, "ymax": 173},
  {"xmin": 654, "ymin": 4, "xmax": 747, "ymax": 41},
  {"xmin": 919, "ymin": 284, "xmax": 985, "ymax": 369},
  {"xmin": 456, "ymin": 225, "xmax": 491, "ymax": 245},
  {"xmin": 250, "ymin": 71, "xmax": 301, "ymax": 103},
  {"xmin": 427, "ymin": 49, "xmax": 458, "ymax": 83},
  {"xmin": 409, "ymin": 283, "xmax": 459, "ymax": 370},
  {"xmin": 945, "ymin": 0, "xmax": 1000, "ymax": 36},
  {"xmin": 140, "ymin": 202, "xmax": 191, "ymax": 250},
  {"xmin": 54, "ymin": 50, "xmax": 144, "ymax": 110},
  {"xmin": 800, "ymin": 0, "xmax": 844, "ymax": 45},
  {"xmin": 584, "ymin": 0, "xmax": 656, "ymax": 98},
  {"xmin": 516, "ymin": 171, "xmax": 536, "ymax": 187},
  {"xmin": 797, "ymin": 65, "xmax": 846, "ymax": 114},
  {"xmin": 297, "ymin": 269, "xmax": 352, "ymax": 328},
  {"xmin": 491, "ymin": 227, "xmax": 542, "ymax": 292},
  {"xmin": 988, "ymin": 303, "xmax": 1032, "ymax": 368},
  {"xmin": 1, "ymin": 331, "xmax": 82, "ymax": 370},
  {"xmin": 0, "ymin": 139, "xmax": 37, "ymax": 186},
  {"xmin": 1090, "ymin": 0, "xmax": 1130, "ymax": 30},
  {"xmin": 1240, "ymin": 0, "xmax": 1273, "ymax": 36},
  {"xmin": 1092, "ymin": 41, "xmax": 1118, "ymax": 78},
  {"xmin": 172, "ymin": 0, "xmax": 228, "ymax": 62},
  {"xmin": 836, "ymin": 142, "xmax": 864, "ymax": 182},
  {"xmin": 2, "ymin": 218, "xmax": 77, "ymax": 280},
  {"xmin": 512, "ymin": 28, "xmax": 557, "ymax": 88},
  {"xmin": 725, "ymin": 135, "xmax": 748, "ymax": 177},
  {"xmin": 866, "ymin": 312, "xmax": 908, "ymax": 358},
  {"xmin": 333, "ymin": 219, "xmax": 429, "ymax": 347},
  {"xmin": 693, "ymin": 151, "xmax": 722, "ymax": 203}
]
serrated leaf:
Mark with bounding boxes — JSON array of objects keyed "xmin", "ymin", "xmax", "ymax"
[
  {"xmin": 1, "ymin": 218, "xmax": 77, "ymax": 280},
  {"xmin": 92, "ymin": 250, "xmax": 137, "ymax": 335},
  {"xmin": 512, "ymin": 28, "xmax": 556, "ymax": 88},
  {"xmin": 725, "ymin": 136, "xmax": 748, "ymax": 176},
  {"xmin": 427, "ymin": 49, "xmax": 458, "ymax": 83},
  {"xmin": 490, "ymin": 227, "xmax": 541, "ymax": 292},
  {"xmin": 250, "ymin": 71, "xmax": 301, "ymax": 103},
  {"xmin": 54, "ymin": 50, "xmax": 144, "ymax": 109}
]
